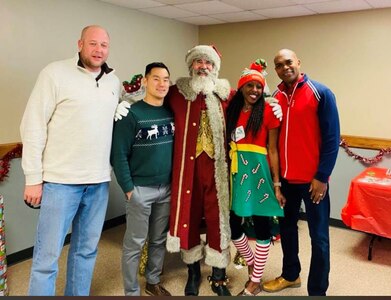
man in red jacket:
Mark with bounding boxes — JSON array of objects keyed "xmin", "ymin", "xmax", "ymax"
[
  {"xmin": 263, "ymin": 49, "xmax": 340, "ymax": 296},
  {"xmin": 165, "ymin": 45, "xmax": 234, "ymax": 296}
]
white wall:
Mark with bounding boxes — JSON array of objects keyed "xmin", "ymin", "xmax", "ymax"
[
  {"xmin": 0, "ymin": 0, "xmax": 198, "ymax": 256},
  {"xmin": 199, "ymin": 8, "xmax": 391, "ymax": 139},
  {"xmin": 2, "ymin": 0, "xmax": 391, "ymax": 259},
  {"xmin": 0, "ymin": 0, "xmax": 198, "ymax": 143}
]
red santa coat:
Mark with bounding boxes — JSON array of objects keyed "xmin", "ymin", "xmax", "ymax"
[{"xmin": 166, "ymin": 77, "xmax": 235, "ymax": 255}]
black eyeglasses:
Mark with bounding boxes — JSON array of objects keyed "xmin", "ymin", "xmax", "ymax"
[{"xmin": 24, "ymin": 200, "xmax": 41, "ymax": 209}]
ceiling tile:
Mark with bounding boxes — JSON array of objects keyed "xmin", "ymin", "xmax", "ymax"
[
  {"xmin": 98, "ymin": 0, "xmax": 391, "ymax": 26},
  {"xmin": 210, "ymin": 11, "xmax": 269, "ymax": 22},
  {"xmin": 365, "ymin": 0, "xmax": 391, "ymax": 8},
  {"xmin": 175, "ymin": 0, "xmax": 242, "ymax": 14},
  {"xmin": 305, "ymin": 0, "xmax": 371, "ymax": 14},
  {"xmin": 221, "ymin": 0, "xmax": 296, "ymax": 10},
  {"xmin": 157, "ymin": 0, "xmax": 210, "ymax": 4},
  {"xmin": 292, "ymin": 0, "xmax": 331, "ymax": 4},
  {"xmin": 177, "ymin": 15, "xmax": 225, "ymax": 25},
  {"xmin": 254, "ymin": 5, "xmax": 315, "ymax": 18},
  {"xmin": 99, "ymin": 0, "xmax": 164, "ymax": 9},
  {"xmin": 139, "ymin": 5, "xmax": 199, "ymax": 18}
]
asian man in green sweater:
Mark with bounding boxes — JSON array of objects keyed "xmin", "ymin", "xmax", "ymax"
[{"xmin": 110, "ymin": 62, "xmax": 173, "ymax": 296}]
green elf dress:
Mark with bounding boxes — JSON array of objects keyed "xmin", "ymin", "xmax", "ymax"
[{"xmin": 229, "ymin": 103, "xmax": 284, "ymax": 219}]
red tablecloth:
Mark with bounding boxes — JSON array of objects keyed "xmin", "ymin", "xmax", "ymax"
[{"xmin": 341, "ymin": 167, "xmax": 391, "ymax": 239}]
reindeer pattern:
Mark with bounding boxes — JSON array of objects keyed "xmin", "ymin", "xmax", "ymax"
[
  {"xmin": 134, "ymin": 118, "xmax": 175, "ymax": 144},
  {"xmin": 146, "ymin": 125, "xmax": 159, "ymax": 140}
]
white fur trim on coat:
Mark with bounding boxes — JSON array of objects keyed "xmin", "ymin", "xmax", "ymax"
[
  {"xmin": 176, "ymin": 77, "xmax": 230, "ymax": 102},
  {"xmin": 166, "ymin": 232, "xmax": 181, "ymax": 253},
  {"xmin": 204, "ymin": 90, "xmax": 231, "ymax": 251},
  {"xmin": 204, "ymin": 245, "xmax": 231, "ymax": 269},
  {"xmin": 181, "ymin": 242, "xmax": 205, "ymax": 264}
]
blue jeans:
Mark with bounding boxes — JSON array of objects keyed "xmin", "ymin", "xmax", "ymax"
[
  {"xmin": 122, "ymin": 185, "xmax": 171, "ymax": 296},
  {"xmin": 28, "ymin": 182, "xmax": 109, "ymax": 296},
  {"xmin": 279, "ymin": 179, "xmax": 330, "ymax": 296}
]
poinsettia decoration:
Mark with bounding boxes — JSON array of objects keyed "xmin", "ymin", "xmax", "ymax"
[{"xmin": 123, "ymin": 74, "xmax": 143, "ymax": 94}]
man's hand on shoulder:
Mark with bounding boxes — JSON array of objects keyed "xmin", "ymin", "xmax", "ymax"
[
  {"xmin": 114, "ymin": 101, "xmax": 131, "ymax": 122},
  {"xmin": 24, "ymin": 184, "xmax": 43, "ymax": 206}
]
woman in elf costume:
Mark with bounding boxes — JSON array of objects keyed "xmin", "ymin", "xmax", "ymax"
[{"xmin": 226, "ymin": 59, "xmax": 285, "ymax": 296}]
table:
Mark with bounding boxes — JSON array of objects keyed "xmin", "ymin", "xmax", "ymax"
[{"xmin": 341, "ymin": 167, "xmax": 391, "ymax": 260}]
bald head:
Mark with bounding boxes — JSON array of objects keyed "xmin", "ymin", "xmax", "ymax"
[
  {"xmin": 275, "ymin": 48, "xmax": 298, "ymax": 61},
  {"xmin": 274, "ymin": 48, "xmax": 301, "ymax": 87},
  {"xmin": 80, "ymin": 25, "xmax": 110, "ymax": 40}
]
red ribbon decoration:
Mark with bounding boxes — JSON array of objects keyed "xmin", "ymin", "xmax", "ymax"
[
  {"xmin": 339, "ymin": 139, "xmax": 391, "ymax": 165},
  {"xmin": 0, "ymin": 144, "xmax": 23, "ymax": 182}
]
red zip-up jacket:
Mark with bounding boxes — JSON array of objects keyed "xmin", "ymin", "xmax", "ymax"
[{"xmin": 273, "ymin": 74, "xmax": 340, "ymax": 184}]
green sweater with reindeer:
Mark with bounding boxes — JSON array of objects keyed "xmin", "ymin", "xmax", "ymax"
[{"xmin": 110, "ymin": 100, "xmax": 174, "ymax": 193}]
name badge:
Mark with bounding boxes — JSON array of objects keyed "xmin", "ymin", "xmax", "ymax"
[{"xmin": 232, "ymin": 125, "xmax": 245, "ymax": 142}]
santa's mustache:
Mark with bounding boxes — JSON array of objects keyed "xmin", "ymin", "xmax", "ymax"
[{"xmin": 196, "ymin": 68, "xmax": 210, "ymax": 76}]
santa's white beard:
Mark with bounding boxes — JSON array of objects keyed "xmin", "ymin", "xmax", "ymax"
[{"xmin": 190, "ymin": 69, "xmax": 217, "ymax": 94}]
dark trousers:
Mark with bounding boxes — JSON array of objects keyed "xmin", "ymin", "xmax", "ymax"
[{"xmin": 279, "ymin": 179, "xmax": 330, "ymax": 296}]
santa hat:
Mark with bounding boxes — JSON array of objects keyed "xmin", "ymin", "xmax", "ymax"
[
  {"xmin": 185, "ymin": 45, "xmax": 222, "ymax": 73},
  {"xmin": 237, "ymin": 58, "xmax": 267, "ymax": 89}
]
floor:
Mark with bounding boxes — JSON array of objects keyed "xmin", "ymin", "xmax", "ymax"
[{"xmin": 6, "ymin": 220, "xmax": 391, "ymax": 296}]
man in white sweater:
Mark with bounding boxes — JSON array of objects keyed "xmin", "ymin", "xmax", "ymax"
[{"xmin": 20, "ymin": 25, "xmax": 120, "ymax": 296}]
